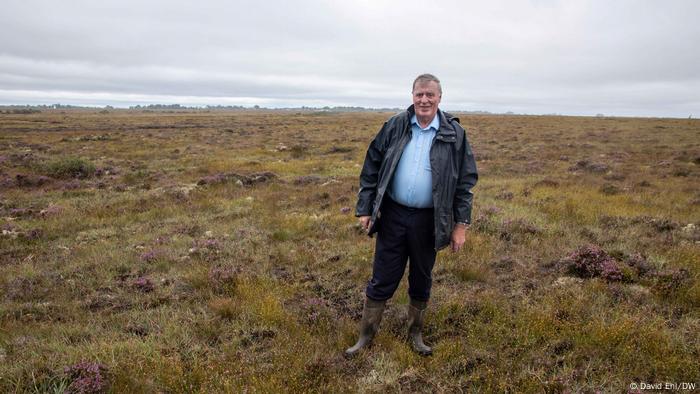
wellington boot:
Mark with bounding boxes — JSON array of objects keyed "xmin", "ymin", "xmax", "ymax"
[
  {"xmin": 407, "ymin": 298, "xmax": 432, "ymax": 356},
  {"xmin": 345, "ymin": 298, "xmax": 386, "ymax": 357}
]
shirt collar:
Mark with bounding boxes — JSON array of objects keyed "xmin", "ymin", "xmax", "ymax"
[{"xmin": 411, "ymin": 112, "xmax": 440, "ymax": 132}]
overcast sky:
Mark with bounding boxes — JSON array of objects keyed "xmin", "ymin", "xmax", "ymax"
[{"xmin": 1, "ymin": 0, "xmax": 699, "ymax": 117}]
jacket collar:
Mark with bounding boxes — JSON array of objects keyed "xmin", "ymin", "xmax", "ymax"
[
  {"xmin": 410, "ymin": 113, "xmax": 440, "ymax": 131},
  {"xmin": 406, "ymin": 104, "xmax": 456, "ymax": 142}
]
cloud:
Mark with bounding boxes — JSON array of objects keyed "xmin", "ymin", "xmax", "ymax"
[{"xmin": 1, "ymin": 0, "xmax": 698, "ymax": 116}]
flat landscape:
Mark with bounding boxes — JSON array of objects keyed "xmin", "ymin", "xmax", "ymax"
[{"xmin": 0, "ymin": 109, "xmax": 698, "ymax": 392}]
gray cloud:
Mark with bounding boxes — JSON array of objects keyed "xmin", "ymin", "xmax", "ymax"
[{"xmin": 1, "ymin": 0, "xmax": 699, "ymax": 116}]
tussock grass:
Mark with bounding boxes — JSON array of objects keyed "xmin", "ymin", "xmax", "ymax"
[{"xmin": 42, "ymin": 156, "xmax": 96, "ymax": 179}]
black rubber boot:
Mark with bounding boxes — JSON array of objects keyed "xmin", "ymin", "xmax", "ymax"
[
  {"xmin": 407, "ymin": 298, "xmax": 432, "ymax": 356},
  {"xmin": 345, "ymin": 297, "xmax": 386, "ymax": 357}
]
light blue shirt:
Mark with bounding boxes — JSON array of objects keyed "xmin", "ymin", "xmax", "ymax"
[{"xmin": 388, "ymin": 113, "xmax": 439, "ymax": 208}]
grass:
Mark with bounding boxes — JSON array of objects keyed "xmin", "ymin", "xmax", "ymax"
[
  {"xmin": 0, "ymin": 109, "xmax": 698, "ymax": 392},
  {"xmin": 42, "ymin": 156, "xmax": 96, "ymax": 179}
]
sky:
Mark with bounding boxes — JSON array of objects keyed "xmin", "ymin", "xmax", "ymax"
[{"xmin": 1, "ymin": 0, "xmax": 699, "ymax": 117}]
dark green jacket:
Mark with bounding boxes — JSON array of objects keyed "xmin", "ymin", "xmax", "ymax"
[{"xmin": 355, "ymin": 105, "xmax": 478, "ymax": 250}]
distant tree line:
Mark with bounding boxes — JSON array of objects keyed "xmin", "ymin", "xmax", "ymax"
[
  {"xmin": 127, "ymin": 104, "xmax": 404, "ymax": 112},
  {"xmin": 1, "ymin": 103, "xmax": 526, "ymax": 115},
  {"xmin": 0, "ymin": 103, "xmax": 85, "ymax": 113}
]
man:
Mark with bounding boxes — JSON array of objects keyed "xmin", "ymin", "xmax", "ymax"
[{"xmin": 346, "ymin": 74, "xmax": 478, "ymax": 357}]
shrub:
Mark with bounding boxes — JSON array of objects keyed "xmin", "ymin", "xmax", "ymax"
[
  {"xmin": 564, "ymin": 245, "xmax": 623, "ymax": 281},
  {"xmin": 139, "ymin": 250, "xmax": 159, "ymax": 263},
  {"xmin": 499, "ymin": 218, "xmax": 539, "ymax": 242},
  {"xmin": 44, "ymin": 157, "xmax": 96, "ymax": 179},
  {"xmin": 654, "ymin": 268, "xmax": 690, "ymax": 294},
  {"xmin": 190, "ymin": 238, "xmax": 222, "ymax": 261},
  {"xmin": 132, "ymin": 277, "xmax": 154, "ymax": 293},
  {"xmin": 568, "ymin": 160, "xmax": 610, "ymax": 173},
  {"xmin": 290, "ymin": 144, "xmax": 307, "ymax": 158},
  {"xmin": 599, "ymin": 259, "xmax": 624, "ymax": 281},
  {"xmin": 64, "ymin": 361, "xmax": 108, "ymax": 394},
  {"xmin": 625, "ymin": 253, "xmax": 654, "ymax": 277},
  {"xmin": 209, "ymin": 265, "xmax": 239, "ymax": 294}
]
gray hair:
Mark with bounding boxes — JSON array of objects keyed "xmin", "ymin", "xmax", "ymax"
[{"xmin": 412, "ymin": 73, "xmax": 442, "ymax": 95}]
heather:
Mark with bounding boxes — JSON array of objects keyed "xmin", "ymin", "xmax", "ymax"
[{"xmin": 0, "ymin": 109, "xmax": 698, "ymax": 392}]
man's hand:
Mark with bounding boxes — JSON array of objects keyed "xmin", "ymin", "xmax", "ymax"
[
  {"xmin": 359, "ymin": 216, "xmax": 373, "ymax": 233},
  {"xmin": 450, "ymin": 225, "xmax": 467, "ymax": 252}
]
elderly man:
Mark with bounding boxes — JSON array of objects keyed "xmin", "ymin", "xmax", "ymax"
[{"xmin": 346, "ymin": 74, "xmax": 478, "ymax": 356}]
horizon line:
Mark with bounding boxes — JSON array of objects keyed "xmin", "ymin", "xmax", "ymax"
[{"xmin": 0, "ymin": 102, "xmax": 696, "ymax": 120}]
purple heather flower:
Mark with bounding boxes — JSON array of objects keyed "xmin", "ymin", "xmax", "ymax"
[
  {"xmin": 600, "ymin": 259, "xmax": 623, "ymax": 282},
  {"xmin": 209, "ymin": 266, "xmax": 239, "ymax": 286},
  {"xmin": 203, "ymin": 238, "xmax": 220, "ymax": 248},
  {"xmin": 132, "ymin": 277, "xmax": 154, "ymax": 292},
  {"xmin": 482, "ymin": 206, "xmax": 502, "ymax": 216},
  {"xmin": 139, "ymin": 250, "xmax": 158, "ymax": 263},
  {"xmin": 566, "ymin": 245, "xmax": 623, "ymax": 281},
  {"xmin": 64, "ymin": 361, "xmax": 108, "ymax": 394}
]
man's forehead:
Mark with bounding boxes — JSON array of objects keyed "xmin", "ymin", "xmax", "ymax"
[{"xmin": 413, "ymin": 81, "xmax": 440, "ymax": 92}]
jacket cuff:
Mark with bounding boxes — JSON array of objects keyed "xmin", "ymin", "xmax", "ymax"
[{"xmin": 355, "ymin": 200, "xmax": 373, "ymax": 217}]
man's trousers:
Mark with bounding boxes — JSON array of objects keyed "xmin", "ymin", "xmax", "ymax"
[{"xmin": 365, "ymin": 197, "xmax": 437, "ymax": 302}]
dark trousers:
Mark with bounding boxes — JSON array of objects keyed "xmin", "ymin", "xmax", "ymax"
[{"xmin": 365, "ymin": 197, "xmax": 437, "ymax": 302}]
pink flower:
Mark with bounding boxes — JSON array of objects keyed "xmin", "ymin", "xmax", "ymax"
[{"xmin": 64, "ymin": 361, "xmax": 108, "ymax": 393}]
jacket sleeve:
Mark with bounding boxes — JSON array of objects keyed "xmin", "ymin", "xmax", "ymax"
[
  {"xmin": 453, "ymin": 126, "xmax": 478, "ymax": 224},
  {"xmin": 355, "ymin": 121, "xmax": 391, "ymax": 217}
]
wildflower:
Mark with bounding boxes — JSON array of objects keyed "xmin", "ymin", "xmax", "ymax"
[
  {"xmin": 565, "ymin": 245, "xmax": 623, "ymax": 282},
  {"xmin": 64, "ymin": 361, "xmax": 108, "ymax": 394},
  {"xmin": 139, "ymin": 250, "xmax": 158, "ymax": 263},
  {"xmin": 132, "ymin": 277, "xmax": 154, "ymax": 292}
]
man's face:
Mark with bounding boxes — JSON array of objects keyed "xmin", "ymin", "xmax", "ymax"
[{"xmin": 412, "ymin": 80, "xmax": 441, "ymax": 121}]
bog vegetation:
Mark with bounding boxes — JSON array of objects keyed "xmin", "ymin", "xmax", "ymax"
[{"xmin": 0, "ymin": 109, "xmax": 698, "ymax": 392}]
